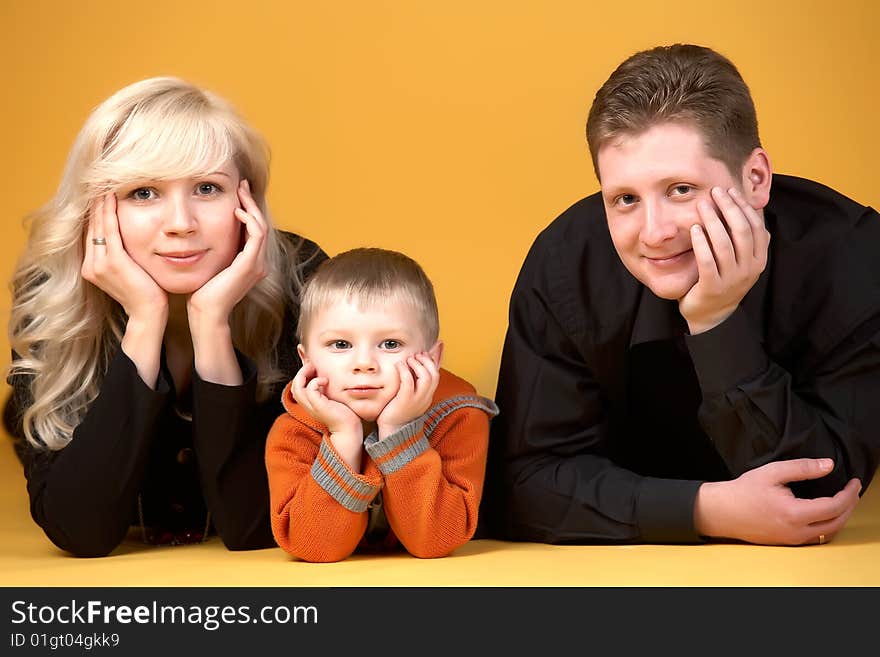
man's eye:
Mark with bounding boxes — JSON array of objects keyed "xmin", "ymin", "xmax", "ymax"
[
  {"xmin": 616, "ymin": 194, "xmax": 637, "ymax": 207},
  {"xmin": 381, "ymin": 340, "xmax": 401, "ymax": 350},
  {"xmin": 670, "ymin": 185, "xmax": 693, "ymax": 196},
  {"xmin": 197, "ymin": 183, "xmax": 220, "ymax": 195},
  {"xmin": 130, "ymin": 188, "xmax": 156, "ymax": 201},
  {"xmin": 330, "ymin": 340, "xmax": 351, "ymax": 349}
]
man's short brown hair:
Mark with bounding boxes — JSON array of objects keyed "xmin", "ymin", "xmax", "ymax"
[
  {"xmin": 297, "ymin": 248, "xmax": 439, "ymax": 346},
  {"xmin": 586, "ymin": 44, "xmax": 761, "ymax": 178}
]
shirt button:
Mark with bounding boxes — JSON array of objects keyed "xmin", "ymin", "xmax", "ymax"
[{"xmin": 176, "ymin": 448, "xmax": 194, "ymax": 465}]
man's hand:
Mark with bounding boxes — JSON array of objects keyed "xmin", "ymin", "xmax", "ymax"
[
  {"xmin": 376, "ymin": 353, "xmax": 440, "ymax": 439},
  {"xmin": 291, "ymin": 362, "xmax": 364, "ymax": 471},
  {"xmin": 694, "ymin": 458, "xmax": 862, "ymax": 545},
  {"xmin": 679, "ymin": 186, "xmax": 770, "ymax": 334}
]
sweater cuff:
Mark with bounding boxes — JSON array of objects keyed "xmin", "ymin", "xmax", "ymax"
[
  {"xmin": 311, "ymin": 437, "xmax": 381, "ymax": 513},
  {"xmin": 364, "ymin": 418, "xmax": 429, "ymax": 475},
  {"xmin": 636, "ymin": 477, "xmax": 703, "ymax": 543},
  {"xmin": 685, "ymin": 307, "xmax": 769, "ymax": 397}
]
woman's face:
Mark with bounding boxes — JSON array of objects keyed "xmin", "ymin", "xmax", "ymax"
[{"xmin": 114, "ymin": 160, "xmax": 243, "ymax": 295}]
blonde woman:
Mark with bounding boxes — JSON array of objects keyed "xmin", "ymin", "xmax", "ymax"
[{"xmin": 5, "ymin": 78, "xmax": 326, "ymax": 556}]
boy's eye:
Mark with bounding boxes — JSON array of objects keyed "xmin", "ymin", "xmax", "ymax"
[
  {"xmin": 330, "ymin": 340, "xmax": 351, "ymax": 350},
  {"xmin": 380, "ymin": 340, "xmax": 401, "ymax": 350},
  {"xmin": 130, "ymin": 187, "xmax": 156, "ymax": 201},
  {"xmin": 196, "ymin": 182, "xmax": 220, "ymax": 195}
]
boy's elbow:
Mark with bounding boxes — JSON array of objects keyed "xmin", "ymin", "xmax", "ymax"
[
  {"xmin": 403, "ymin": 534, "xmax": 470, "ymax": 559},
  {"xmin": 280, "ymin": 539, "xmax": 355, "ymax": 563},
  {"xmin": 408, "ymin": 545, "xmax": 454, "ymax": 559}
]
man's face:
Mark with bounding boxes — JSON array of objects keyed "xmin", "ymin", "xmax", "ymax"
[{"xmin": 597, "ymin": 123, "xmax": 747, "ymax": 300}]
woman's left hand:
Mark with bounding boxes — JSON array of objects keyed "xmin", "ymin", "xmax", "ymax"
[
  {"xmin": 187, "ymin": 179, "xmax": 268, "ymax": 326},
  {"xmin": 187, "ymin": 179, "xmax": 267, "ymax": 386}
]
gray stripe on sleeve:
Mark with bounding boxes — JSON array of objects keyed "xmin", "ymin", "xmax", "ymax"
[
  {"xmin": 422, "ymin": 395, "xmax": 499, "ymax": 437},
  {"xmin": 311, "ymin": 439, "xmax": 380, "ymax": 513},
  {"xmin": 364, "ymin": 418, "xmax": 428, "ymax": 475}
]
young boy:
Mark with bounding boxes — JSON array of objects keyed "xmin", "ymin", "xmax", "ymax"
[{"xmin": 266, "ymin": 248, "xmax": 498, "ymax": 562}]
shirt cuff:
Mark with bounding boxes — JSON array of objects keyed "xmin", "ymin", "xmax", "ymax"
[
  {"xmin": 114, "ymin": 346, "xmax": 173, "ymax": 397},
  {"xmin": 636, "ymin": 477, "xmax": 703, "ymax": 543},
  {"xmin": 192, "ymin": 348, "xmax": 257, "ymax": 398},
  {"xmin": 685, "ymin": 307, "xmax": 769, "ymax": 397}
]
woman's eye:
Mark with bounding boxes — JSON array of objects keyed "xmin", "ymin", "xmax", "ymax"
[
  {"xmin": 381, "ymin": 340, "xmax": 401, "ymax": 350},
  {"xmin": 130, "ymin": 188, "xmax": 156, "ymax": 201},
  {"xmin": 331, "ymin": 340, "xmax": 351, "ymax": 350},
  {"xmin": 196, "ymin": 183, "xmax": 220, "ymax": 195}
]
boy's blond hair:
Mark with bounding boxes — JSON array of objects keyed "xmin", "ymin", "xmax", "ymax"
[{"xmin": 297, "ymin": 248, "xmax": 439, "ymax": 346}]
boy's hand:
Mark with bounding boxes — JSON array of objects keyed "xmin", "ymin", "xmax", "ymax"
[
  {"xmin": 291, "ymin": 363, "xmax": 364, "ymax": 471},
  {"xmin": 678, "ymin": 186, "xmax": 770, "ymax": 334},
  {"xmin": 376, "ymin": 353, "xmax": 440, "ymax": 439}
]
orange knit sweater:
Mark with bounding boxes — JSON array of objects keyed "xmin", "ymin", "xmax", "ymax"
[{"xmin": 266, "ymin": 369, "xmax": 498, "ymax": 562}]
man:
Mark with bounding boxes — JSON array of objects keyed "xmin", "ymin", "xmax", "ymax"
[{"xmin": 480, "ymin": 44, "xmax": 880, "ymax": 545}]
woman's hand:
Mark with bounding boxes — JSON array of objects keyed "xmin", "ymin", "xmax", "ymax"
[
  {"xmin": 186, "ymin": 179, "xmax": 268, "ymax": 328},
  {"xmin": 81, "ymin": 193, "xmax": 167, "ymax": 387},
  {"xmin": 81, "ymin": 193, "xmax": 168, "ymax": 323},
  {"xmin": 187, "ymin": 179, "xmax": 268, "ymax": 386}
]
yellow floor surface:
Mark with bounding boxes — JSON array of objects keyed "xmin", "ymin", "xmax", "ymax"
[{"xmin": 2, "ymin": 440, "xmax": 878, "ymax": 587}]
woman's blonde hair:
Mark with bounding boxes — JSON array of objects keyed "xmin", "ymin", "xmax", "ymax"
[{"xmin": 9, "ymin": 77, "xmax": 304, "ymax": 450}]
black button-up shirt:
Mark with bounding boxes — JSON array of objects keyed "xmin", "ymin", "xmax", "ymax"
[{"xmin": 480, "ymin": 174, "xmax": 880, "ymax": 544}]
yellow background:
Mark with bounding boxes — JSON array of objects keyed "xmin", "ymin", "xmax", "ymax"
[{"xmin": 1, "ymin": 1, "xmax": 878, "ymax": 400}]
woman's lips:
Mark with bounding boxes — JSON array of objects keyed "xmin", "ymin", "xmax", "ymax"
[{"xmin": 157, "ymin": 250, "xmax": 207, "ymax": 266}]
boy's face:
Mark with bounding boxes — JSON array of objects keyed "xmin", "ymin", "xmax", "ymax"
[
  {"xmin": 298, "ymin": 296, "xmax": 441, "ymax": 422},
  {"xmin": 597, "ymin": 122, "xmax": 760, "ymax": 300}
]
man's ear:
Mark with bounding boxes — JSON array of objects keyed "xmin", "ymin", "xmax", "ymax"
[
  {"xmin": 296, "ymin": 344, "xmax": 309, "ymax": 365},
  {"xmin": 741, "ymin": 147, "xmax": 772, "ymax": 210},
  {"xmin": 427, "ymin": 340, "xmax": 444, "ymax": 368}
]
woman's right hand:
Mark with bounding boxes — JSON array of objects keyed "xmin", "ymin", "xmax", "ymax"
[
  {"xmin": 81, "ymin": 193, "xmax": 167, "ymax": 387},
  {"xmin": 81, "ymin": 193, "xmax": 168, "ymax": 322}
]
